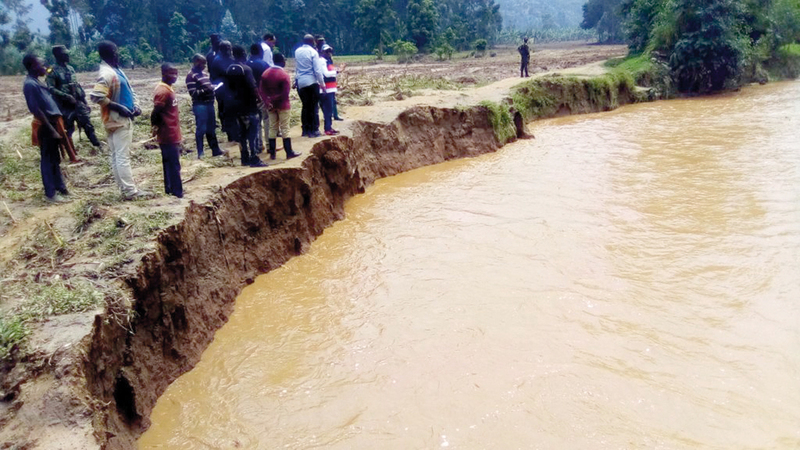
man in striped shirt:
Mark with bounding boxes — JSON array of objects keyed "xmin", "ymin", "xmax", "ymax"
[{"xmin": 186, "ymin": 54, "xmax": 224, "ymax": 158}]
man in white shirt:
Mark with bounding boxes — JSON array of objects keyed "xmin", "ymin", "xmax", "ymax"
[
  {"xmin": 294, "ymin": 34, "xmax": 325, "ymax": 138},
  {"xmin": 260, "ymin": 33, "xmax": 276, "ymax": 68}
]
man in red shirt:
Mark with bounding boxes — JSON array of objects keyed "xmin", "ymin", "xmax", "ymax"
[
  {"xmin": 151, "ymin": 63, "xmax": 183, "ymax": 198},
  {"xmin": 259, "ymin": 53, "xmax": 301, "ymax": 160}
]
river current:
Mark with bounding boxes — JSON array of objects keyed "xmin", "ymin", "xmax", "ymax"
[{"xmin": 139, "ymin": 81, "xmax": 800, "ymax": 449}]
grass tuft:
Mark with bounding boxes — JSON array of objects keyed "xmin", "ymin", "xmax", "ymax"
[
  {"xmin": 20, "ymin": 279, "xmax": 104, "ymax": 320},
  {"xmin": 479, "ymin": 101, "xmax": 517, "ymax": 144},
  {"xmin": 0, "ymin": 316, "xmax": 29, "ymax": 360}
]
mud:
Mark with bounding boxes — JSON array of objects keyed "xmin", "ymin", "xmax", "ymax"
[{"xmin": 0, "ymin": 57, "xmax": 641, "ymax": 448}]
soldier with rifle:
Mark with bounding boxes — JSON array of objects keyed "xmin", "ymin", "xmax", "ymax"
[{"xmin": 46, "ymin": 45, "xmax": 103, "ymax": 150}]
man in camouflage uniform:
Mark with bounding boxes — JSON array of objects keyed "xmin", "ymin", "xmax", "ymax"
[{"xmin": 46, "ymin": 45, "xmax": 102, "ymax": 149}]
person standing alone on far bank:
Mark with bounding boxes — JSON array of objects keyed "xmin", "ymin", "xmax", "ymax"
[{"xmin": 518, "ymin": 37, "xmax": 531, "ymax": 78}]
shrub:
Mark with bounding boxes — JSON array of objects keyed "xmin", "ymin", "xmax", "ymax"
[
  {"xmin": 390, "ymin": 40, "xmax": 418, "ymax": 63},
  {"xmin": 434, "ymin": 43, "xmax": 455, "ymax": 61},
  {"xmin": 474, "ymin": 38, "xmax": 488, "ymax": 53},
  {"xmin": 767, "ymin": 43, "xmax": 800, "ymax": 79}
]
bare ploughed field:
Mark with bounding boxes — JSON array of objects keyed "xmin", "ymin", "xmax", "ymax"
[{"xmin": 0, "ymin": 42, "xmax": 626, "ymax": 127}]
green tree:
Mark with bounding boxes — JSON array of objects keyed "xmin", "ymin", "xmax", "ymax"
[
  {"xmin": 407, "ymin": 0, "xmax": 438, "ymax": 51},
  {"xmin": 581, "ymin": 0, "xmax": 624, "ymax": 42},
  {"xmin": 390, "ymin": 39, "xmax": 418, "ymax": 62},
  {"xmin": 356, "ymin": 0, "xmax": 400, "ymax": 51},
  {"xmin": 11, "ymin": 20, "xmax": 33, "ymax": 51},
  {"xmin": 220, "ymin": 9, "xmax": 241, "ymax": 42},
  {"xmin": 166, "ymin": 11, "xmax": 190, "ymax": 61},
  {"xmin": 669, "ymin": 0, "xmax": 747, "ymax": 92},
  {"xmin": 43, "ymin": 0, "xmax": 72, "ymax": 46}
]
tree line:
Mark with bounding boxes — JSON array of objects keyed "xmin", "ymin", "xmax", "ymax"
[
  {"xmin": 580, "ymin": 0, "xmax": 800, "ymax": 91},
  {"xmin": 1, "ymin": 0, "xmax": 503, "ymax": 74}
]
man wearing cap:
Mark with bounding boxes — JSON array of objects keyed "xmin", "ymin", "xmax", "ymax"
[
  {"xmin": 46, "ymin": 45, "xmax": 102, "ymax": 150},
  {"xmin": 317, "ymin": 44, "xmax": 344, "ymax": 136},
  {"xmin": 295, "ymin": 34, "xmax": 325, "ymax": 138}
]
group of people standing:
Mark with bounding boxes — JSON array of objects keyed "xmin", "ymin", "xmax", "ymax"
[
  {"xmin": 200, "ymin": 31, "xmax": 344, "ymax": 168},
  {"xmin": 21, "ymin": 31, "xmax": 345, "ymax": 203},
  {"xmin": 294, "ymin": 33, "xmax": 345, "ymax": 138},
  {"xmin": 22, "ymin": 42, "xmax": 151, "ymax": 203}
]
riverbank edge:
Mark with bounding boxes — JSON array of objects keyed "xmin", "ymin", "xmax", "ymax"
[{"xmin": 1, "ymin": 74, "xmax": 646, "ymax": 449}]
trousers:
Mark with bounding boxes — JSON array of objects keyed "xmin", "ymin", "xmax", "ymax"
[
  {"xmin": 107, "ymin": 121, "xmax": 138, "ymax": 196},
  {"xmin": 159, "ymin": 143, "xmax": 183, "ymax": 198}
]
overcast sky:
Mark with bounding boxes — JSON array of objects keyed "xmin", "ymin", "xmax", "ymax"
[{"xmin": 15, "ymin": 0, "xmax": 51, "ymax": 34}]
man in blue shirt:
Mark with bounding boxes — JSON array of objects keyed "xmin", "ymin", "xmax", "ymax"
[
  {"xmin": 295, "ymin": 34, "xmax": 326, "ymax": 138},
  {"xmin": 22, "ymin": 54, "xmax": 70, "ymax": 203}
]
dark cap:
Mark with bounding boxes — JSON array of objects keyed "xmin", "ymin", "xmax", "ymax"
[{"xmin": 52, "ymin": 45, "xmax": 68, "ymax": 56}]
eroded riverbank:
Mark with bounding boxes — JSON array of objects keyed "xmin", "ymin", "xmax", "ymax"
[{"xmin": 2, "ymin": 63, "xmax": 642, "ymax": 448}]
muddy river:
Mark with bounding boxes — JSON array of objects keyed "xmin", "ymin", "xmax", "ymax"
[{"xmin": 139, "ymin": 81, "xmax": 800, "ymax": 449}]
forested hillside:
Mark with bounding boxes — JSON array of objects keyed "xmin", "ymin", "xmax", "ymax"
[{"xmin": 0, "ymin": 0, "xmax": 503, "ymax": 73}]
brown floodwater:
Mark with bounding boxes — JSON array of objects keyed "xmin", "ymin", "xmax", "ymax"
[{"xmin": 139, "ymin": 81, "xmax": 800, "ymax": 449}]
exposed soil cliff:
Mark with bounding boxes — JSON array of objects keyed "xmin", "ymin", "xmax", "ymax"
[{"xmin": 85, "ymin": 105, "xmax": 502, "ymax": 448}]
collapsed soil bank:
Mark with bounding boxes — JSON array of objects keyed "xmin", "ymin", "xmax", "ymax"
[{"xmin": 2, "ymin": 76, "xmax": 642, "ymax": 449}]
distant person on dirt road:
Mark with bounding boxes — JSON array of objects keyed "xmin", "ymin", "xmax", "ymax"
[
  {"xmin": 259, "ymin": 53, "xmax": 302, "ymax": 161},
  {"xmin": 151, "ymin": 63, "xmax": 183, "ymax": 198},
  {"xmin": 295, "ymin": 34, "xmax": 325, "ymax": 138},
  {"xmin": 89, "ymin": 41, "xmax": 150, "ymax": 200},
  {"xmin": 186, "ymin": 54, "xmax": 225, "ymax": 159},
  {"xmin": 46, "ymin": 45, "xmax": 102, "ymax": 150},
  {"xmin": 518, "ymin": 37, "xmax": 531, "ymax": 78},
  {"xmin": 22, "ymin": 54, "xmax": 70, "ymax": 203}
]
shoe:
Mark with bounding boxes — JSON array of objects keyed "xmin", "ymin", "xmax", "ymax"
[
  {"xmin": 58, "ymin": 188, "xmax": 70, "ymax": 196},
  {"xmin": 268, "ymin": 139, "xmax": 277, "ymax": 160},
  {"xmin": 283, "ymin": 138, "xmax": 301, "ymax": 160},
  {"xmin": 45, "ymin": 193, "xmax": 70, "ymax": 203},
  {"xmin": 123, "ymin": 190, "xmax": 153, "ymax": 201},
  {"xmin": 324, "ymin": 129, "xmax": 339, "ymax": 136},
  {"xmin": 308, "ymin": 131, "xmax": 322, "ymax": 138},
  {"xmin": 250, "ymin": 159, "xmax": 268, "ymax": 168},
  {"xmin": 212, "ymin": 149, "xmax": 229, "ymax": 157},
  {"xmin": 334, "ymin": 117, "xmax": 344, "ymax": 121}
]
